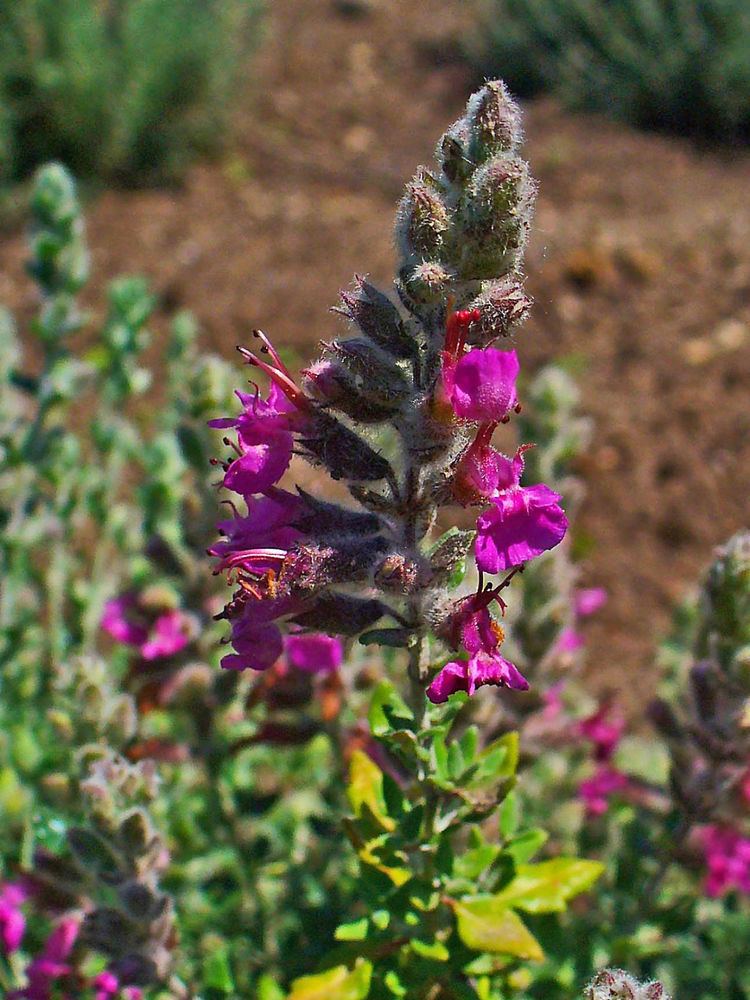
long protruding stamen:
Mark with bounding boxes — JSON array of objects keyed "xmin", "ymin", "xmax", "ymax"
[
  {"xmin": 215, "ymin": 547, "xmax": 288, "ymax": 573},
  {"xmin": 253, "ymin": 328, "xmax": 292, "ymax": 379},
  {"xmin": 236, "ymin": 346, "xmax": 311, "ymax": 410}
]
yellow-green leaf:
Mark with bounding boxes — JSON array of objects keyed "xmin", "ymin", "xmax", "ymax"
[
  {"xmin": 286, "ymin": 959, "xmax": 372, "ymax": 1000},
  {"xmin": 347, "ymin": 750, "xmax": 394, "ymax": 831},
  {"xmin": 494, "ymin": 858, "xmax": 605, "ymax": 914},
  {"xmin": 452, "ymin": 897, "xmax": 544, "ymax": 961}
]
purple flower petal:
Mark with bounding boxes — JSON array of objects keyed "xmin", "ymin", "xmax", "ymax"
[
  {"xmin": 475, "ymin": 483, "xmax": 568, "ymax": 572},
  {"xmin": 285, "ymin": 633, "xmax": 343, "ymax": 673},
  {"xmin": 448, "ymin": 348, "xmax": 519, "ymax": 422},
  {"xmin": 426, "ymin": 652, "xmax": 528, "ymax": 704}
]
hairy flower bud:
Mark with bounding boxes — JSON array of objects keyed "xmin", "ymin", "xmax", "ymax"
[
  {"xmin": 299, "ymin": 411, "xmax": 394, "ymax": 482},
  {"xmin": 303, "ymin": 358, "xmax": 402, "ymax": 422},
  {"xmin": 399, "ymin": 260, "xmax": 456, "ymax": 306},
  {"xmin": 291, "ymin": 594, "xmax": 391, "ymax": 635},
  {"xmin": 466, "ymin": 80, "xmax": 523, "ymax": 162},
  {"xmin": 437, "ymin": 118, "xmax": 471, "ymax": 186},
  {"xmin": 465, "ymin": 277, "xmax": 532, "ymax": 344},
  {"xmin": 584, "ymin": 970, "xmax": 668, "ymax": 1000},
  {"xmin": 459, "ymin": 155, "xmax": 536, "ymax": 279},
  {"xmin": 323, "ymin": 338, "xmax": 411, "ymax": 401},
  {"xmin": 280, "ymin": 536, "xmax": 390, "ymax": 595},
  {"xmin": 396, "ymin": 172, "xmax": 451, "ymax": 261},
  {"xmin": 335, "ymin": 275, "xmax": 415, "ymax": 359}
]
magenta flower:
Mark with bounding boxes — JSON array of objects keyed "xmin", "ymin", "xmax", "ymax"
[
  {"xmin": 0, "ymin": 883, "xmax": 27, "ymax": 954},
  {"xmin": 102, "ymin": 596, "xmax": 192, "ymax": 661},
  {"xmin": 426, "ymin": 652, "xmax": 528, "ymax": 704},
  {"xmin": 211, "ymin": 331, "xmax": 315, "ymax": 497},
  {"xmin": 474, "ymin": 447, "xmax": 568, "ymax": 573},
  {"xmin": 438, "ymin": 588, "xmax": 509, "ymax": 658},
  {"xmin": 220, "ymin": 600, "xmax": 289, "ymax": 672},
  {"xmin": 576, "ymin": 702, "xmax": 625, "ymax": 762},
  {"xmin": 555, "ymin": 628, "xmax": 585, "ymax": 655},
  {"xmin": 443, "ymin": 348, "xmax": 519, "ymax": 423},
  {"xmin": 700, "ymin": 825, "xmax": 750, "ymax": 897},
  {"xmin": 285, "ymin": 633, "xmax": 343, "ymax": 673},
  {"xmin": 578, "ymin": 765, "xmax": 629, "ymax": 817}
]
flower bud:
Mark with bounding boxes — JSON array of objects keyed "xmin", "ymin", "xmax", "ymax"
[
  {"xmin": 373, "ymin": 552, "xmax": 428, "ymax": 594},
  {"xmin": 399, "ymin": 260, "xmax": 455, "ymax": 305},
  {"xmin": 299, "ymin": 411, "xmax": 394, "ymax": 482},
  {"xmin": 396, "ymin": 172, "xmax": 450, "ymax": 261},
  {"xmin": 280, "ymin": 536, "xmax": 390, "ymax": 595},
  {"xmin": 466, "ymin": 80, "xmax": 522, "ymax": 162},
  {"xmin": 459, "ymin": 155, "xmax": 536, "ymax": 279},
  {"xmin": 291, "ymin": 594, "xmax": 389, "ymax": 635},
  {"xmin": 465, "ymin": 277, "xmax": 532, "ymax": 344},
  {"xmin": 437, "ymin": 118, "xmax": 471, "ymax": 186},
  {"xmin": 323, "ymin": 338, "xmax": 411, "ymax": 401},
  {"xmin": 584, "ymin": 970, "xmax": 668, "ymax": 1000},
  {"xmin": 303, "ymin": 358, "xmax": 401, "ymax": 422},
  {"xmin": 335, "ymin": 275, "xmax": 416, "ymax": 359}
]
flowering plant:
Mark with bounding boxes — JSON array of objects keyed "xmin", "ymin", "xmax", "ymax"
[{"xmin": 1, "ymin": 81, "xmax": 747, "ymax": 1000}]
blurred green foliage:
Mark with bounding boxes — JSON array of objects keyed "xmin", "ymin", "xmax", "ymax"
[
  {"xmin": 473, "ymin": 0, "xmax": 750, "ymax": 141},
  {"xmin": 0, "ymin": 0, "xmax": 261, "ymax": 187}
]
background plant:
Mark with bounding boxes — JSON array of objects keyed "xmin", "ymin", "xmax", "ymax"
[
  {"xmin": 0, "ymin": 0, "xmax": 261, "ymax": 187},
  {"xmin": 472, "ymin": 0, "xmax": 750, "ymax": 141}
]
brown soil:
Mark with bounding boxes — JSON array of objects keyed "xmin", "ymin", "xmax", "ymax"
[{"xmin": 3, "ymin": 0, "xmax": 750, "ymax": 707}]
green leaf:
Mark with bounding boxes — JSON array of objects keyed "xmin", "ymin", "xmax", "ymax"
[
  {"xmin": 335, "ymin": 918, "xmax": 369, "ymax": 942},
  {"xmin": 203, "ymin": 944, "xmax": 235, "ymax": 993},
  {"xmin": 347, "ymin": 750, "xmax": 394, "ymax": 831},
  {"xmin": 498, "ymin": 791, "xmax": 519, "ymax": 837},
  {"xmin": 493, "ymin": 858, "xmax": 605, "ymax": 914},
  {"xmin": 411, "ymin": 938, "xmax": 450, "ymax": 961},
  {"xmin": 286, "ymin": 960, "xmax": 372, "ymax": 1000},
  {"xmin": 473, "ymin": 732, "xmax": 519, "ymax": 784},
  {"xmin": 452, "ymin": 897, "xmax": 544, "ymax": 961},
  {"xmin": 505, "ymin": 829, "xmax": 549, "ymax": 865},
  {"xmin": 368, "ymin": 681, "xmax": 413, "ymax": 737}
]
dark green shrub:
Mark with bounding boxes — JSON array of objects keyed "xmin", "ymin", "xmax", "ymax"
[
  {"xmin": 0, "ymin": 0, "xmax": 261, "ymax": 186},
  {"xmin": 473, "ymin": 0, "xmax": 750, "ymax": 141}
]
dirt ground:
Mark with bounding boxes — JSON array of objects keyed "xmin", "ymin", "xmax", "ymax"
[{"xmin": 2, "ymin": 0, "xmax": 750, "ymax": 707}]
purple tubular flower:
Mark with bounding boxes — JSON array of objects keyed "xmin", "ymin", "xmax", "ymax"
[
  {"xmin": 446, "ymin": 348, "xmax": 519, "ymax": 422},
  {"xmin": 285, "ymin": 633, "xmax": 343, "ymax": 673},
  {"xmin": 0, "ymin": 883, "xmax": 27, "ymax": 954},
  {"xmin": 473, "ymin": 447, "xmax": 568, "ymax": 573},
  {"xmin": 220, "ymin": 600, "xmax": 291, "ymax": 672},
  {"xmin": 211, "ymin": 384, "xmax": 299, "ymax": 495},
  {"xmin": 426, "ymin": 652, "xmax": 528, "ymax": 704}
]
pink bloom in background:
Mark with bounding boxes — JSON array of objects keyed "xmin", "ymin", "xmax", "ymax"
[
  {"xmin": 0, "ymin": 883, "xmax": 27, "ymax": 954},
  {"xmin": 443, "ymin": 347, "xmax": 519, "ymax": 423},
  {"xmin": 102, "ymin": 597, "xmax": 192, "ymax": 662},
  {"xmin": 700, "ymin": 825, "xmax": 750, "ymax": 897},
  {"xmin": 140, "ymin": 610, "xmax": 191, "ymax": 661},
  {"xmin": 93, "ymin": 971, "xmax": 120, "ymax": 1000},
  {"xmin": 11, "ymin": 916, "xmax": 79, "ymax": 1000},
  {"xmin": 101, "ymin": 595, "xmax": 148, "ymax": 647},
  {"xmin": 741, "ymin": 769, "xmax": 750, "ymax": 805},
  {"xmin": 575, "ymin": 587, "xmax": 608, "ymax": 618},
  {"xmin": 578, "ymin": 765, "xmax": 630, "ymax": 816},
  {"xmin": 427, "ymin": 652, "xmax": 528, "ymax": 704},
  {"xmin": 285, "ymin": 633, "xmax": 343, "ymax": 673},
  {"xmin": 576, "ymin": 702, "xmax": 625, "ymax": 762},
  {"xmin": 555, "ymin": 628, "xmax": 585, "ymax": 655}
]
